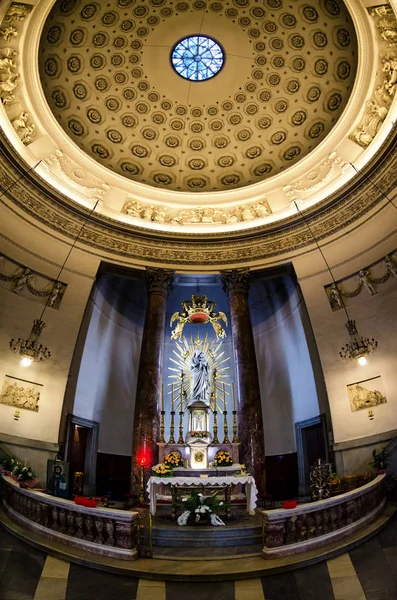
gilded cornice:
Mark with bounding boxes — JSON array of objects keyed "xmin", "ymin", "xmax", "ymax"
[{"xmin": 0, "ymin": 125, "xmax": 396, "ymax": 268}]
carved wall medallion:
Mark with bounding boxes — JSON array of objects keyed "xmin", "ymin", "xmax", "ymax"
[{"xmin": 0, "ymin": 375, "xmax": 42, "ymax": 412}]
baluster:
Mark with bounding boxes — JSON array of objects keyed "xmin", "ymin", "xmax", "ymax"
[
  {"xmin": 85, "ymin": 516, "xmax": 94, "ymax": 542},
  {"xmin": 106, "ymin": 520, "xmax": 115, "ymax": 546}
]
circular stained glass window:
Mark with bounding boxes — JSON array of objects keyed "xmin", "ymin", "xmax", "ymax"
[{"xmin": 171, "ymin": 35, "xmax": 224, "ymax": 81}]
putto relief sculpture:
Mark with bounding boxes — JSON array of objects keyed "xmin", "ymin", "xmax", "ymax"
[
  {"xmin": 122, "ymin": 199, "xmax": 271, "ymax": 226},
  {"xmin": 350, "ymin": 5, "xmax": 397, "ymax": 147}
]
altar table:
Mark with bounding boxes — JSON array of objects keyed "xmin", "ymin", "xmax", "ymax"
[{"xmin": 146, "ymin": 475, "xmax": 258, "ymax": 515}]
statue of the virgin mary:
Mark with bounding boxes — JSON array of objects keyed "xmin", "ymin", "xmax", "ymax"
[{"xmin": 190, "ymin": 349, "xmax": 210, "ymax": 405}]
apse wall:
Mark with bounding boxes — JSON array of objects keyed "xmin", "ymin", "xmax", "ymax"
[
  {"xmin": 250, "ymin": 272, "xmax": 326, "ymax": 457},
  {"xmin": 0, "ymin": 206, "xmax": 98, "ymax": 481},
  {"xmin": 70, "ymin": 273, "xmax": 146, "ymax": 456},
  {"xmin": 162, "ymin": 276, "xmax": 235, "ymax": 436},
  {"xmin": 294, "ymin": 214, "xmax": 397, "ymax": 475}
]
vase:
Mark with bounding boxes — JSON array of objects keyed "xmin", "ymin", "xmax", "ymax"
[{"xmin": 19, "ymin": 478, "xmax": 40, "ymax": 489}]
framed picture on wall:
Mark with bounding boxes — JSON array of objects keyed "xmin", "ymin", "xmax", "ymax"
[
  {"xmin": 46, "ymin": 460, "xmax": 69, "ymax": 498},
  {"xmin": 347, "ymin": 376, "xmax": 387, "ymax": 412}
]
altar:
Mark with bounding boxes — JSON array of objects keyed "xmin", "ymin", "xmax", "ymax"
[{"xmin": 147, "ymin": 474, "xmax": 258, "ymax": 516}]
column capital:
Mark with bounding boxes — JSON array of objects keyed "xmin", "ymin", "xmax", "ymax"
[
  {"xmin": 221, "ymin": 269, "xmax": 251, "ymax": 296},
  {"xmin": 146, "ymin": 268, "xmax": 174, "ymax": 295}
]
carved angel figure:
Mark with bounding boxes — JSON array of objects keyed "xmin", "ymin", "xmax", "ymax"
[
  {"xmin": 48, "ymin": 281, "xmax": 64, "ymax": 308},
  {"xmin": 253, "ymin": 201, "xmax": 270, "ymax": 218},
  {"xmin": 4, "ymin": 4, "xmax": 31, "ymax": 25},
  {"xmin": 329, "ymin": 283, "xmax": 343, "ymax": 309},
  {"xmin": 358, "ymin": 269, "xmax": 377, "ymax": 295},
  {"xmin": 123, "ymin": 200, "xmax": 142, "ymax": 218},
  {"xmin": 0, "ymin": 26, "xmax": 18, "ymax": 42},
  {"xmin": 170, "ymin": 311, "xmax": 189, "ymax": 340},
  {"xmin": 12, "ymin": 111, "xmax": 35, "ymax": 144},
  {"xmin": 208, "ymin": 311, "xmax": 228, "ymax": 338},
  {"xmin": 385, "ymin": 255, "xmax": 397, "ymax": 278},
  {"xmin": 352, "ymin": 102, "xmax": 388, "ymax": 147},
  {"xmin": 13, "ymin": 268, "xmax": 31, "ymax": 293}
]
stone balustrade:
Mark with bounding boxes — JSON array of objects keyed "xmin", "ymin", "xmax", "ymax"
[
  {"xmin": 2, "ymin": 476, "xmax": 138, "ymax": 560},
  {"xmin": 261, "ymin": 474, "xmax": 386, "ymax": 558}
]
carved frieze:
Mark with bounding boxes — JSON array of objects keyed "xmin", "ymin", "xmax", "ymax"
[
  {"xmin": 0, "ymin": 375, "xmax": 42, "ymax": 412},
  {"xmin": 325, "ymin": 252, "xmax": 397, "ymax": 311},
  {"xmin": 122, "ymin": 198, "xmax": 271, "ymax": 226},
  {"xmin": 1, "ymin": 123, "xmax": 397, "ymax": 267},
  {"xmin": 0, "ymin": 253, "xmax": 67, "ymax": 309},
  {"xmin": 350, "ymin": 6, "xmax": 397, "ymax": 148}
]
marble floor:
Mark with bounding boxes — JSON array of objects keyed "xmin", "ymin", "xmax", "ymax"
[{"xmin": 1, "ymin": 515, "xmax": 397, "ymax": 600}]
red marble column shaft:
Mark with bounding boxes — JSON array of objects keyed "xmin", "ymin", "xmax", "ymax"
[
  {"xmin": 131, "ymin": 268, "xmax": 174, "ymax": 489},
  {"xmin": 222, "ymin": 269, "xmax": 266, "ymax": 496}
]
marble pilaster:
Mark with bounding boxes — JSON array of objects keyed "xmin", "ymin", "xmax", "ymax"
[
  {"xmin": 131, "ymin": 268, "xmax": 174, "ymax": 491},
  {"xmin": 221, "ymin": 269, "xmax": 266, "ymax": 497}
]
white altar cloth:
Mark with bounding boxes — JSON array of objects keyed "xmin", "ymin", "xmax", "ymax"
[{"xmin": 146, "ymin": 475, "xmax": 258, "ymax": 515}]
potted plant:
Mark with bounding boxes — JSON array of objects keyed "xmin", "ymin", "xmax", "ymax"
[
  {"xmin": 177, "ymin": 490, "xmax": 225, "ymax": 526},
  {"xmin": 11, "ymin": 462, "xmax": 39, "ymax": 488},
  {"xmin": 0, "ymin": 455, "xmax": 16, "ymax": 476},
  {"xmin": 369, "ymin": 447, "xmax": 389, "ymax": 473}
]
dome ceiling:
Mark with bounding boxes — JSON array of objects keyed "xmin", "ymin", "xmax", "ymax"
[{"xmin": 39, "ymin": 0, "xmax": 358, "ymax": 193}]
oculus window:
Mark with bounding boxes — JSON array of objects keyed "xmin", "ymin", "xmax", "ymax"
[{"xmin": 171, "ymin": 36, "xmax": 224, "ymax": 81}]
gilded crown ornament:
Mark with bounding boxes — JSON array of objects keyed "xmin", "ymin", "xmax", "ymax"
[{"xmin": 170, "ymin": 294, "xmax": 227, "ymax": 340}]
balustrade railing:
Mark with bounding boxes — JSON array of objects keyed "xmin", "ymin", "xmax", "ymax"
[
  {"xmin": 262, "ymin": 474, "xmax": 386, "ymax": 558},
  {"xmin": 3, "ymin": 476, "xmax": 139, "ymax": 560}
]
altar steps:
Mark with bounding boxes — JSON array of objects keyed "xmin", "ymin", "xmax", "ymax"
[{"xmin": 152, "ymin": 509, "xmax": 262, "ymax": 551}]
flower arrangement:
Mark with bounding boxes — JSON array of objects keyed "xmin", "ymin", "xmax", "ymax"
[
  {"xmin": 11, "ymin": 461, "xmax": 36, "ymax": 482},
  {"xmin": 164, "ymin": 451, "xmax": 185, "ymax": 468},
  {"xmin": 190, "ymin": 431, "xmax": 207, "ymax": 439},
  {"xmin": 214, "ymin": 450, "xmax": 233, "ymax": 467},
  {"xmin": 0, "ymin": 455, "xmax": 16, "ymax": 473},
  {"xmin": 370, "ymin": 447, "xmax": 389, "ymax": 472},
  {"xmin": 152, "ymin": 462, "xmax": 173, "ymax": 477},
  {"xmin": 177, "ymin": 490, "xmax": 225, "ymax": 526}
]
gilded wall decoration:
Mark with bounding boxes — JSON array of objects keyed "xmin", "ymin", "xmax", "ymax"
[
  {"xmin": 347, "ymin": 376, "xmax": 386, "ymax": 413},
  {"xmin": 324, "ymin": 253, "xmax": 397, "ymax": 311},
  {"xmin": 350, "ymin": 6, "xmax": 397, "ymax": 148},
  {"xmin": 0, "ymin": 375, "xmax": 42, "ymax": 412},
  {"xmin": 0, "ymin": 253, "xmax": 67, "ymax": 309}
]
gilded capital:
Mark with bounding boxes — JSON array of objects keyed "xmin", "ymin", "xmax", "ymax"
[
  {"xmin": 146, "ymin": 268, "xmax": 174, "ymax": 295},
  {"xmin": 221, "ymin": 269, "xmax": 251, "ymax": 296}
]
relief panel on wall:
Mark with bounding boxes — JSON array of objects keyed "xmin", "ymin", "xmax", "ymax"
[
  {"xmin": 347, "ymin": 376, "xmax": 386, "ymax": 413},
  {"xmin": 0, "ymin": 375, "xmax": 42, "ymax": 412}
]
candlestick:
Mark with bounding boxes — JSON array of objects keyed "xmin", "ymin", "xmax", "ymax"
[
  {"xmin": 223, "ymin": 408, "xmax": 230, "ymax": 444},
  {"xmin": 178, "ymin": 410, "xmax": 184, "ymax": 444},
  {"xmin": 232, "ymin": 382, "xmax": 236, "ymax": 412},
  {"xmin": 171, "ymin": 383, "xmax": 174, "ymax": 413},
  {"xmin": 169, "ymin": 409, "xmax": 175, "ymax": 444},
  {"xmin": 161, "ymin": 383, "xmax": 164, "ymax": 412},
  {"xmin": 159, "ymin": 410, "xmax": 165, "ymax": 443},
  {"xmin": 232, "ymin": 410, "xmax": 238, "ymax": 443},
  {"xmin": 213, "ymin": 410, "xmax": 219, "ymax": 444},
  {"xmin": 223, "ymin": 382, "xmax": 227, "ymax": 412}
]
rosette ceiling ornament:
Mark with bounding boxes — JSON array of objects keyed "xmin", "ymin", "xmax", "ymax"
[{"xmin": 39, "ymin": 0, "xmax": 358, "ymax": 192}]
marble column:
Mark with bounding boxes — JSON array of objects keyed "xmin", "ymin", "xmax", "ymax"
[
  {"xmin": 221, "ymin": 269, "xmax": 266, "ymax": 496},
  {"xmin": 131, "ymin": 268, "xmax": 174, "ymax": 491}
]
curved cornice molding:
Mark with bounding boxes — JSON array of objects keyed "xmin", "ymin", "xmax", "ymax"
[
  {"xmin": 3, "ymin": 0, "xmax": 395, "ymax": 237},
  {"xmin": 1, "ymin": 122, "xmax": 397, "ymax": 268}
]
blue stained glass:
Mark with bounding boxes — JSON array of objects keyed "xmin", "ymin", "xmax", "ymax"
[{"xmin": 171, "ymin": 36, "xmax": 224, "ymax": 81}]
